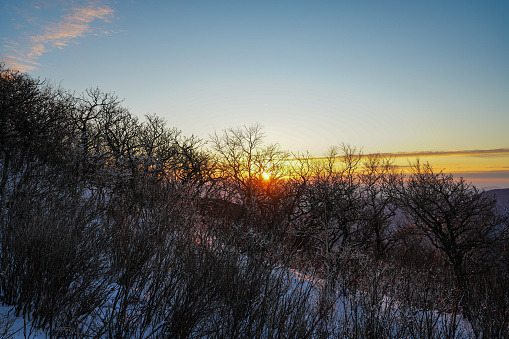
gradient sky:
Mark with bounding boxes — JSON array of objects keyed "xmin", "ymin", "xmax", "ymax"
[{"xmin": 1, "ymin": 0, "xmax": 508, "ymax": 188}]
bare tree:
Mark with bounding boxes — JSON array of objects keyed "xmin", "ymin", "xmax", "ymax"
[
  {"xmin": 71, "ymin": 87, "xmax": 128, "ymax": 179},
  {"xmin": 392, "ymin": 160, "xmax": 503, "ymax": 334},
  {"xmin": 209, "ymin": 124, "xmax": 289, "ymax": 231},
  {"xmin": 209, "ymin": 124, "xmax": 265, "ymax": 206},
  {"xmin": 393, "ymin": 161, "xmax": 499, "ymax": 282},
  {"xmin": 0, "ymin": 64, "xmax": 77, "ymax": 208},
  {"xmin": 357, "ymin": 153, "xmax": 398, "ymax": 259},
  {"xmin": 299, "ymin": 144, "xmax": 364, "ymax": 262},
  {"xmin": 137, "ymin": 113, "xmax": 178, "ymax": 180}
]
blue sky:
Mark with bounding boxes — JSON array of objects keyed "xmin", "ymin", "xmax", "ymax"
[{"xmin": 1, "ymin": 0, "xmax": 509, "ymax": 187}]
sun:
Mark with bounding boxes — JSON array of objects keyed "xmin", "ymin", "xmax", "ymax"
[{"xmin": 262, "ymin": 172, "xmax": 270, "ymax": 180}]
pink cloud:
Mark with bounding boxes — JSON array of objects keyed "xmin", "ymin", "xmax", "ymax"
[{"xmin": 1, "ymin": 2, "xmax": 115, "ymax": 72}]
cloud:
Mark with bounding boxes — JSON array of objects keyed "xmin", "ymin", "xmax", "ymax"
[
  {"xmin": 374, "ymin": 148, "xmax": 509, "ymax": 159},
  {"xmin": 453, "ymin": 170, "xmax": 509, "ymax": 179},
  {"xmin": 1, "ymin": 2, "xmax": 115, "ymax": 72},
  {"xmin": 305, "ymin": 148, "xmax": 509, "ymax": 161},
  {"xmin": 0, "ymin": 55, "xmax": 39, "ymax": 72}
]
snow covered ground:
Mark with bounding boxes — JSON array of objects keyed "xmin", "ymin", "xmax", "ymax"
[{"xmin": 0, "ymin": 262, "xmax": 476, "ymax": 338}]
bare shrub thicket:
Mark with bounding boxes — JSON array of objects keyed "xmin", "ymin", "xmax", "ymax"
[
  {"xmin": 80, "ymin": 177, "xmax": 320, "ymax": 338},
  {"xmin": 1, "ymin": 64, "xmax": 509, "ymax": 337},
  {"xmin": 0, "ymin": 168, "xmax": 108, "ymax": 337}
]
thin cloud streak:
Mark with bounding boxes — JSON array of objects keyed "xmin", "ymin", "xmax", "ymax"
[
  {"xmin": 450, "ymin": 170, "xmax": 509, "ymax": 178},
  {"xmin": 305, "ymin": 148, "xmax": 509, "ymax": 161},
  {"xmin": 1, "ymin": 2, "xmax": 115, "ymax": 72},
  {"xmin": 366, "ymin": 149, "xmax": 509, "ymax": 179},
  {"xmin": 375, "ymin": 148, "xmax": 509, "ymax": 159},
  {"xmin": 0, "ymin": 55, "xmax": 39, "ymax": 72}
]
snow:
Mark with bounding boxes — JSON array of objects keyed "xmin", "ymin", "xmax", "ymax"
[{"xmin": 0, "ymin": 304, "xmax": 45, "ymax": 338}]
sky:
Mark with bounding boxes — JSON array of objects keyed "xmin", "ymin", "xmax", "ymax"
[{"xmin": 1, "ymin": 0, "xmax": 508, "ymax": 188}]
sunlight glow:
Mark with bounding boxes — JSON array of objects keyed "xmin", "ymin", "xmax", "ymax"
[{"xmin": 262, "ymin": 172, "xmax": 270, "ymax": 180}]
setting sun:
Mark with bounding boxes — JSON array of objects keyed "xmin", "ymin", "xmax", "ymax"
[{"xmin": 262, "ymin": 172, "xmax": 270, "ymax": 180}]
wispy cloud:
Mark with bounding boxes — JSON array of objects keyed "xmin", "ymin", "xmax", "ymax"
[
  {"xmin": 1, "ymin": 1, "xmax": 115, "ymax": 72},
  {"xmin": 306, "ymin": 148, "xmax": 509, "ymax": 161},
  {"xmin": 375, "ymin": 148, "xmax": 509, "ymax": 159},
  {"xmin": 452, "ymin": 170, "xmax": 509, "ymax": 178}
]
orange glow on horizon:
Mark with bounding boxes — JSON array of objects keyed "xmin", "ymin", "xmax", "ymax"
[
  {"xmin": 281, "ymin": 148, "xmax": 509, "ymax": 188},
  {"xmin": 386, "ymin": 151, "xmax": 509, "ymax": 188}
]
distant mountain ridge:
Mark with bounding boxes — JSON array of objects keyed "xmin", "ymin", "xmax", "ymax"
[{"xmin": 486, "ymin": 188, "xmax": 509, "ymax": 210}]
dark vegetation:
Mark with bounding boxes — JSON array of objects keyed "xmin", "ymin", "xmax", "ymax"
[{"xmin": 1, "ymin": 64, "xmax": 508, "ymax": 338}]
